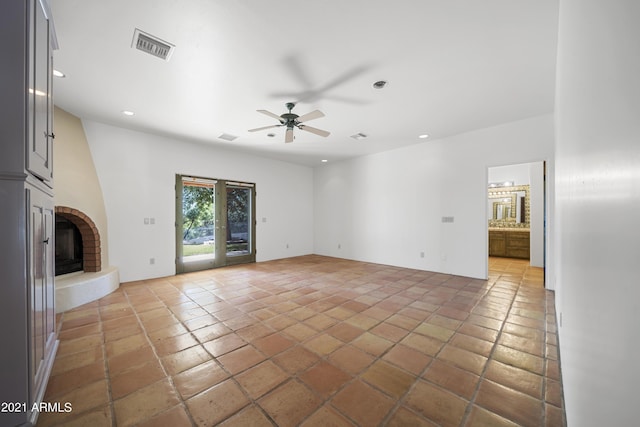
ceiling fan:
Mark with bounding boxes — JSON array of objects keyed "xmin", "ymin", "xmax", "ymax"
[{"xmin": 248, "ymin": 102, "xmax": 330, "ymax": 143}]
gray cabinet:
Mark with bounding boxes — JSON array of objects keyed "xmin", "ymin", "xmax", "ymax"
[
  {"xmin": 28, "ymin": 185, "xmax": 57, "ymax": 410},
  {"xmin": 0, "ymin": 1, "xmax": 58, "ymax": 425},
  {"xmin": 27, "ymin": 0, "xmax": 55, "ymax": 183}
]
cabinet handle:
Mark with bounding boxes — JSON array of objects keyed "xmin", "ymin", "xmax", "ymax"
[
  {"xmin": 44, "ymin": 132, "xmax": 55, "ymax": 139},
  {"xmin": 43, "ymin": 238, "xmax": 49, "ymax": 244}
]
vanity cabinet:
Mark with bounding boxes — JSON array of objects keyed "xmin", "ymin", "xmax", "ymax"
[
  {"xmin": 489, "ymin": 230, "xmax": 530, "ymax": 259},
  {"xmin": 0, "ymin": 1, "xmax": 58, "ymax": 425}
]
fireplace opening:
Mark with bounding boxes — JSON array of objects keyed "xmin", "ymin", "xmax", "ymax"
[{"xmin": 55, "ymin": 216, "xmax": 83, "ymax": 276}]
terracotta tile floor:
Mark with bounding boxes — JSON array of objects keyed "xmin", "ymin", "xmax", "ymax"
[{"xmin": 40, "ymin": 255, "xmax": 565, "ymax": 426}]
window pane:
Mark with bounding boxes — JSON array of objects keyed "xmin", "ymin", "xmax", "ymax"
[
  {"xmin": 226, "ymin": 186, "xmax": 251, "ymax": 256},
  {"xmin": 182, "ymin": 181, "xmax": 215, "ymax": 261}
]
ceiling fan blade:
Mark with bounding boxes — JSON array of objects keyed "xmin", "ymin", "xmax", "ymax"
[
  {"xmin": 296, "ymin": 110, "xmax": 325, "ymax": 123},
  {"xmin": 257, "ymin": 109, "xmax": 284, "ymax": 123},
  {"xmin": 248, "ymin": 124, "xmax": 281, "ymax": 132},
  {"xmin": 298, "ymin": 125, "xmax": 330, "ymax": 137},
  {"xmin": 317, "ymin": 64, "xmax": 371, "ymax": 93},
  {"xmin": 283, "ymin": 54, "xmax": 314, "ymax": 89},
  {"xmin": 285, "ymin": 128, "xmax": 294, "ymax": 143}
]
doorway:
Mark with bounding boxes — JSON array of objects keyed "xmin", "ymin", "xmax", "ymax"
[
  {"xmin": 487, "ymin": 161, "xmax": 546, "ymax": 284},
  {"xmin": 175, "ymin": 175, "xmax": 255, "ymax": 274}
]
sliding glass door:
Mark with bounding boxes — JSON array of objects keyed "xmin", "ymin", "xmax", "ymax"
[{"xmin": 176, "ymin": 175, "xmax": 255, "ymax": 273}]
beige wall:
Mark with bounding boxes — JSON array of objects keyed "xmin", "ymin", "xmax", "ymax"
[{"xmin": 53, "ymin": 107, "xmax": 110, "ymax": 269}]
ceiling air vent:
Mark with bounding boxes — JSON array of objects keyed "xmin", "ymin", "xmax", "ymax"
[
  {"xmin": 219, "ymin": 133, "xmax": 238, "ymax": 142},
  {"xmin": 132, "ymin": 28, "xmax": 175, "ymax": 61},
  {"xmin": 350, "ymin": 132, "xmax": 368, "ymax": 140}
]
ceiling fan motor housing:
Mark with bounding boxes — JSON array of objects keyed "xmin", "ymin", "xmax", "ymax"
[
  {"xmin": 281, "ymin": 112, "xmax": 299, "ymax": 127},
  {"xmin": 282, "ymin": 103, "xmax": 299, "ymax": 127}
]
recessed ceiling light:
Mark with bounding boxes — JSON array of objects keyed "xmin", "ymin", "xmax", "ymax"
[
  {"xmin": 373, "ymin": 80, "xmax": 387, "ymax": 89},
  {"xmin": 121, "ymin": 110, "xmax": 135, "ymax": 116},
  {"xmin": 321, "ymin": 159, "xmax": 328, "ymax": 163},
  {"xmin": 418, "ymin": 134, "xmax": 429, "ymax": 139},
  {"xmin": 53, "ymin": 69, "xmax": 65, "ymax": 78},
  {"xmin": 267, "ymin": 133, "xmax": 276, "ymax": 138}
]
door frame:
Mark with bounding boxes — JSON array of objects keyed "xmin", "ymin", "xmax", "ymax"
[
  {"xmin": 485, "ymin": 161, "xmax": 547, "ymax": 286},
  {"xmin": 220, "ymin": 180, "xmax": 257, "ymax": 267},
  {"xmin": 175, "ymin": 174, "xmax": 256, "ymax": 274}
]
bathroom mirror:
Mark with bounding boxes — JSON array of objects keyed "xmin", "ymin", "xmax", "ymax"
[{"xmin": 488, "ymin": 185, "xmax": 530, "ymax": 228}]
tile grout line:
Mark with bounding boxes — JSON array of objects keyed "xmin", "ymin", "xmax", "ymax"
[
  {"xmin": 96, "ymin": 304, "xmax": 117, "ymax": 427},
  {"xmin": 378, "ymin": 275, "xmax": 493, "ymax": 426},
  {"xmin": 173, "ymin": 274, "xmax": 290, "ymax": 426},
  {"xmin": 119, "ymin": 283, "xmax": 199, "ymax": 426},
  {"xmin": 459, "ymin": 267, "xmax": 522, "ymax": 426}
]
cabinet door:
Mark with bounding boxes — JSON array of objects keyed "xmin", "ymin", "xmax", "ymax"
[
  {"xmin": 43, "ymin": 205, "xmax": 56, "ymax": 356},
  {"xmin": 29, "ymin": 198, "xmax": 46, "ymax": 402},
  {"xmin": 28, "ymin": 188, "xmax": 57, "ymax": 408},
  {"xmin": 27, "ymin": 0, "xmax": 53, "ymax": 182},
  {"xmin": 489, "ymin": 231, "xmax": 506, "ymax": 257}
]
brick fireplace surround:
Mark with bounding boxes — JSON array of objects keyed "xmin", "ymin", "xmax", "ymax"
[{"xmin": 55, "ymin": 206, "xmax": 101, "ymax": 273}]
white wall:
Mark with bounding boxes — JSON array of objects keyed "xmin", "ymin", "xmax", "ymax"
[
  {"xmin": 83, "ymin": 121, "xmax": 314, "ymax": 282},
  {"xmin": 314, "ymin": 114, "xmax": 554, "ymax": 281},
  {"xmin": 488, "ymin": 163, "xmax": 530, "ymax": 185},
  {"xmin": 555, "ymin": 0, "xmax": 640, "ymax": 425}
]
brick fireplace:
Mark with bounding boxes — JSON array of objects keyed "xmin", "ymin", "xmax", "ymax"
[{"xmin": 55, "ymin": 206, "xmax": 101, "ymax": 273}]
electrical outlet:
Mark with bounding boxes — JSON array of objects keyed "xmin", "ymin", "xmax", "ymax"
[
  {"xmin": 338, "ymin": 243, "xmax": 341, "ymax": 249},
  {"xmin": 420, "ymin": 252, "xmax": 425, "ymax": 258},
  {"xmin": 149, "ymin": 258, "xmax": 155, "ymax": 265},
  {"xmin": 149, "ymin": 217, "xmax": 155, "ymax": 225},
  {"xmin": 286, "ymin": 243, "xmax": 289, "ymax": 249},
  {"xmin": 144, "ymin": 217, "xmax": 149, "ymax": 225}
]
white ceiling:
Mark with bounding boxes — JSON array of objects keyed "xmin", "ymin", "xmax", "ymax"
[{"xmin": 50, "ymin": 0, "xmax": 559, "ymax": 166}]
